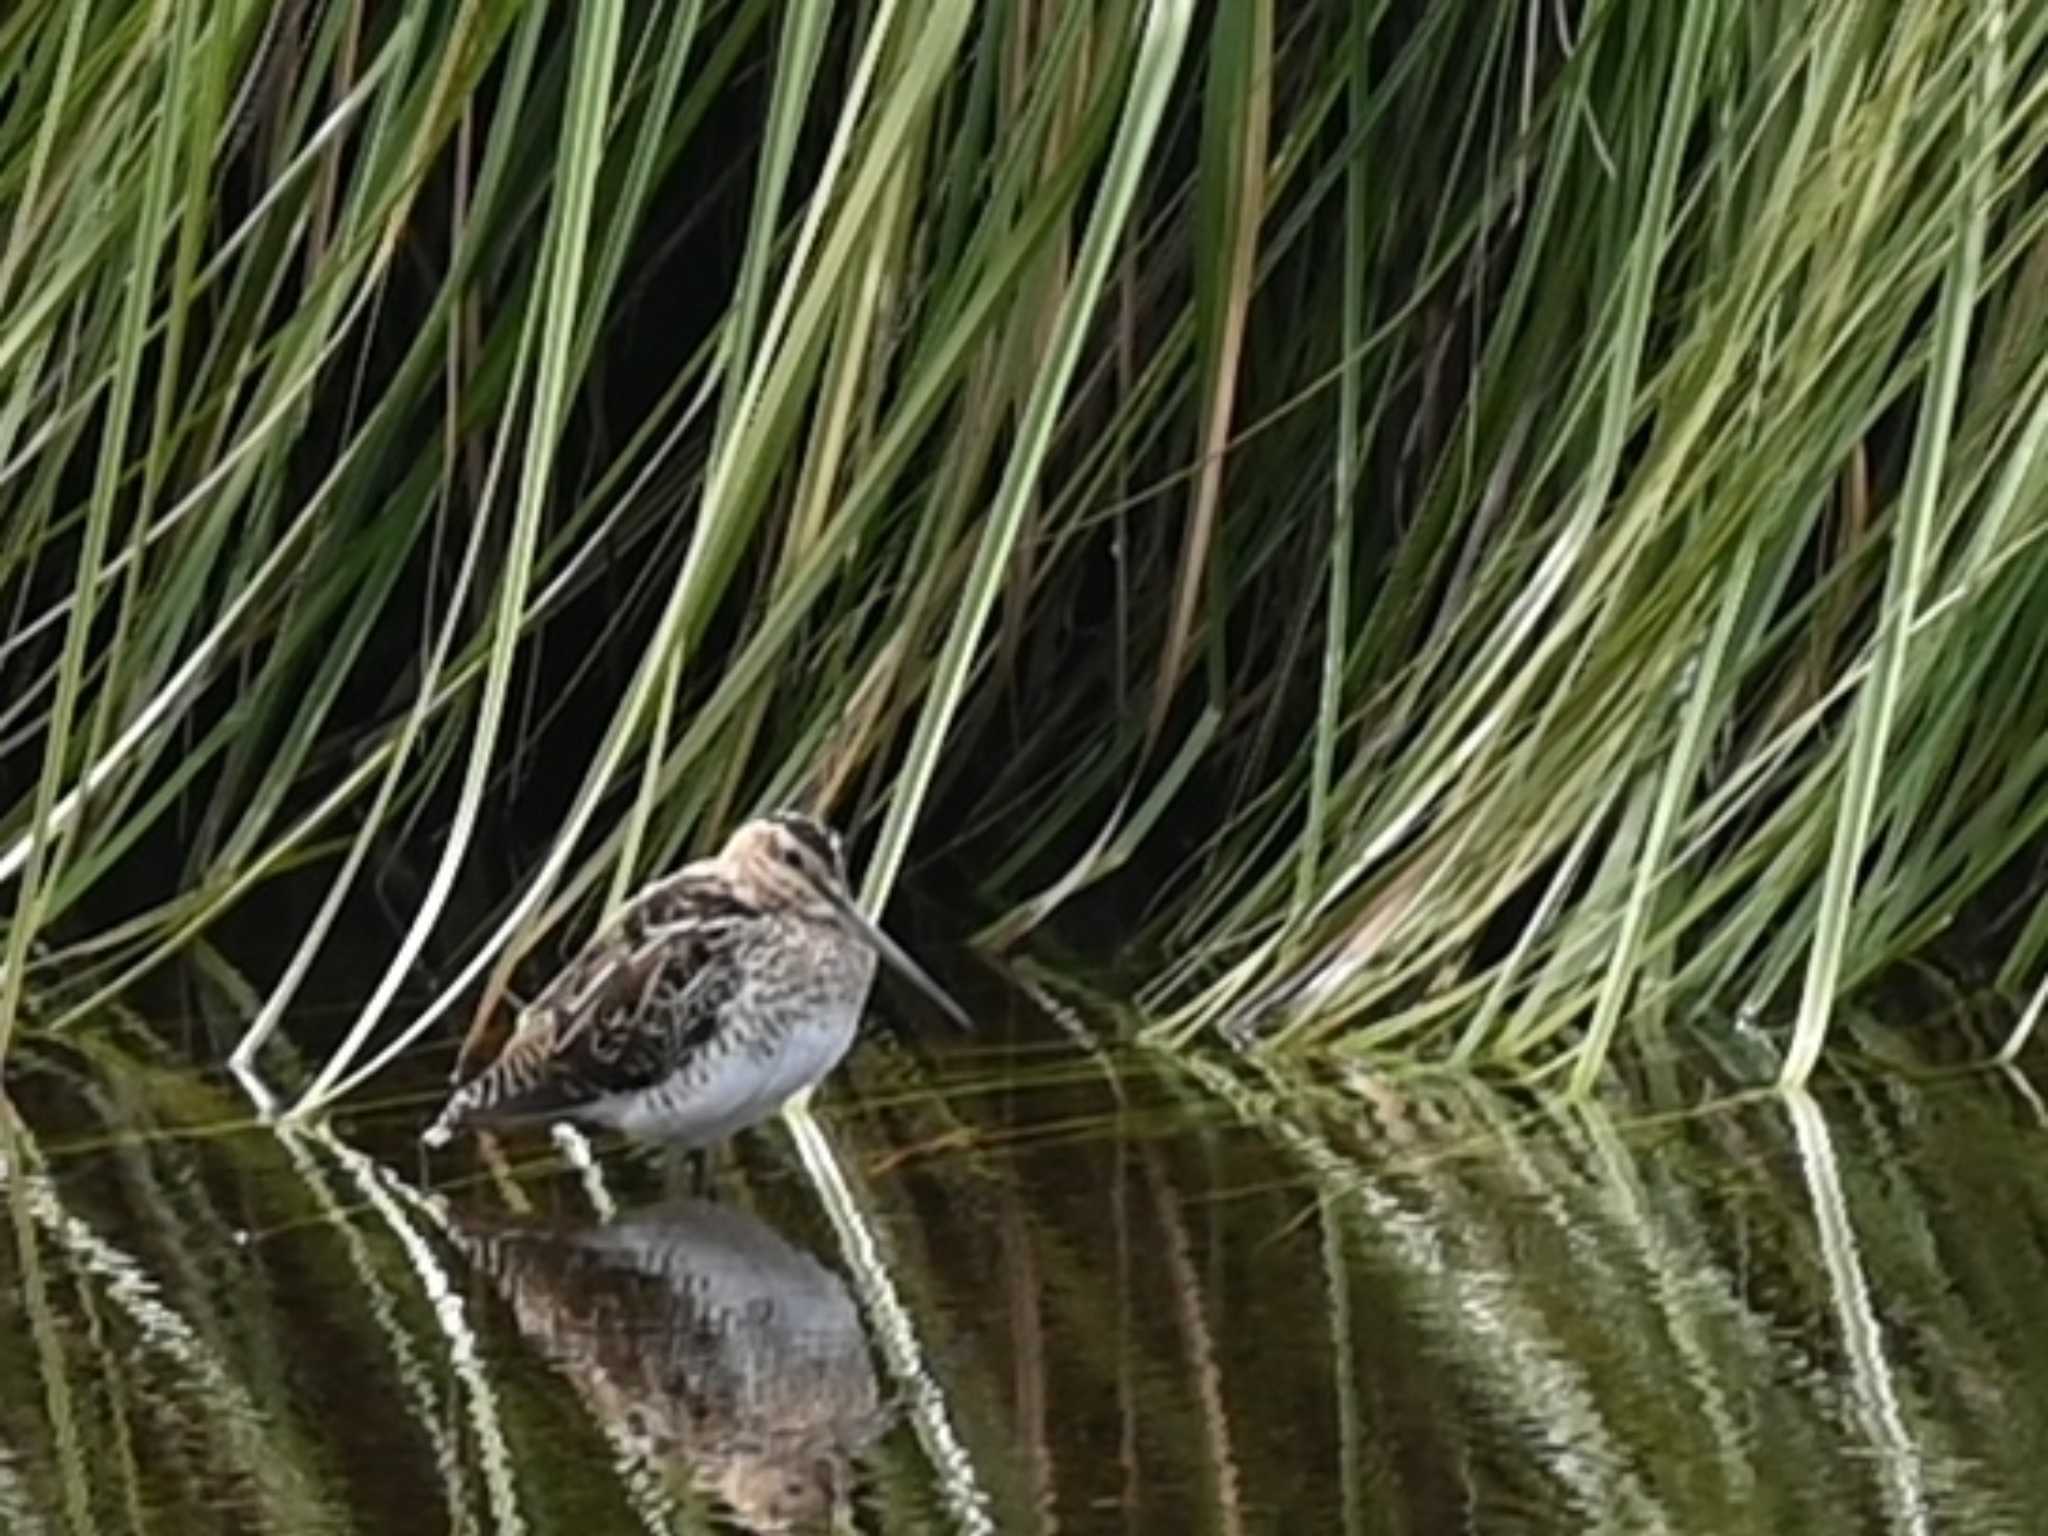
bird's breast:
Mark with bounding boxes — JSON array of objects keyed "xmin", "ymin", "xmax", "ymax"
[{"xmin": 735, "ymin": 920, "xmax": 877, "ymax": 1023}]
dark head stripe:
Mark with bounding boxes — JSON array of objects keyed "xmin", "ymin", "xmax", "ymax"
[{"xmin": 769, "ymin": 811, "xmax": 840, "ymax": 870}]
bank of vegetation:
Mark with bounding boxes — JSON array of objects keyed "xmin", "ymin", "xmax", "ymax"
[{"xmin": 4, "ymin": 2, "xmax": 2047, "ymax": 1100}]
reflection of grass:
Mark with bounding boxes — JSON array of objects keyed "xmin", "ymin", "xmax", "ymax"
[
  {"xmin": 0, "ymin": 1093, "xmax": 337, "ymax": 1530},
  {"xmin": 784, "ymin": 1101, "xmax": 996, "ymax": 1536},
  {"xmin": 11, "ymin": 1027, "xmax": 2048, "ymax": 1529},
  {"xmin": 3, "ymin": 1105, "xmax": 94, "ymax": 1536},
  {"xmin": 6, "ymin": 6, "xmax": 2048, "ymax": 1095},
  {"xmin": 1188, "ymin": 1046, "xmax": 2048, "ymax": 1532}
]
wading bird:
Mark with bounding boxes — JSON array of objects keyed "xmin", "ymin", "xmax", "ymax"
[{"xmin": 421, "ymin": 811, "xmax": 970, "ymax": 1151}]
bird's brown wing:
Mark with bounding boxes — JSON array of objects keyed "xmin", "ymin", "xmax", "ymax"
[{"xmin": 436, "ymin": 869, "xmax": 760, "ymax": 1131}]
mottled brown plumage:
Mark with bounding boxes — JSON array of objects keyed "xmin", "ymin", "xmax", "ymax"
[{"xmin": 422, "ymin": 811, "xmax": 969, "ymax": 1149}]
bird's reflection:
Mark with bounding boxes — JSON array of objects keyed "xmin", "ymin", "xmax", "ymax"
[{"xmin": 452, "ymin": 1198, "xmax": 889, "ymax": 1532}]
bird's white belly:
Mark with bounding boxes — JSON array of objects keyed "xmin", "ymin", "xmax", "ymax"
[{"xmin": 591, "ymin": 1010, "xmax": 859, "ymax": 1147}]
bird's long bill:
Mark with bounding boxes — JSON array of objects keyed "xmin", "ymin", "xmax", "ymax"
[{"xmin": 820, "ymin": 886, "xmax": 974, "ymax": 1031}]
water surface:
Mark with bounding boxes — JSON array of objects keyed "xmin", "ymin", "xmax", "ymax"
[{"xmin": 4, "ymin": 1006, "xmax": 2047, "ymax": 1533}]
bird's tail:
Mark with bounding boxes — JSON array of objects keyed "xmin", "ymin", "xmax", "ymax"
[
  {"xmin": 420, "ymin": 1056, "xmax": 577, "ymax": 1146},
  {"xmin": 420, "ymin": 1077, "xmax": 487, "ymax": 1148},
  {"xmin": 419, "ymin": 1102, "xmax": 463, "ymax": 1148}
]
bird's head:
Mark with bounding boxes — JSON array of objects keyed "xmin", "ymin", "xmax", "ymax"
[
  {"xmin": 722, "ymin": 810, "xmax": 850, "ymax": 910},
  {"xmin": 722, "ymin": 810, "xmax": 972, "ymax": 1031}
]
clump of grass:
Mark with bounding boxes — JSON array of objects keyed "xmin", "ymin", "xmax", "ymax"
[{"xmin": 4, "ymin": 2, "xmax": 2048, "ymax": 1100}]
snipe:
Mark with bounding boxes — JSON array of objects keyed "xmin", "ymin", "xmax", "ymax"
[{"xmin": 421, "ymin": 811, "xmax": 969, "ymax": 1150}]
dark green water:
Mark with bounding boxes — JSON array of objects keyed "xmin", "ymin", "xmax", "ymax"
[{"xmin": 5, "ymin": 1004, "xmax": 2048, "ymax": 1534}]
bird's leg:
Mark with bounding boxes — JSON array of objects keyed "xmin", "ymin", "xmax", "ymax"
[
  {"xmin": 479, "ymin": 1132, "xmax": 532, "ymax": 1214},
  {"xmin": 662, "ymin": 1144, "xmax": 713, "ymax": 1199}
]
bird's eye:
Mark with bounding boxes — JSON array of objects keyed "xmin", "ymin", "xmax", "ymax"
[{"xmin": 772, "ymin": 814, "xmax": 840, "ymax": 874}]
